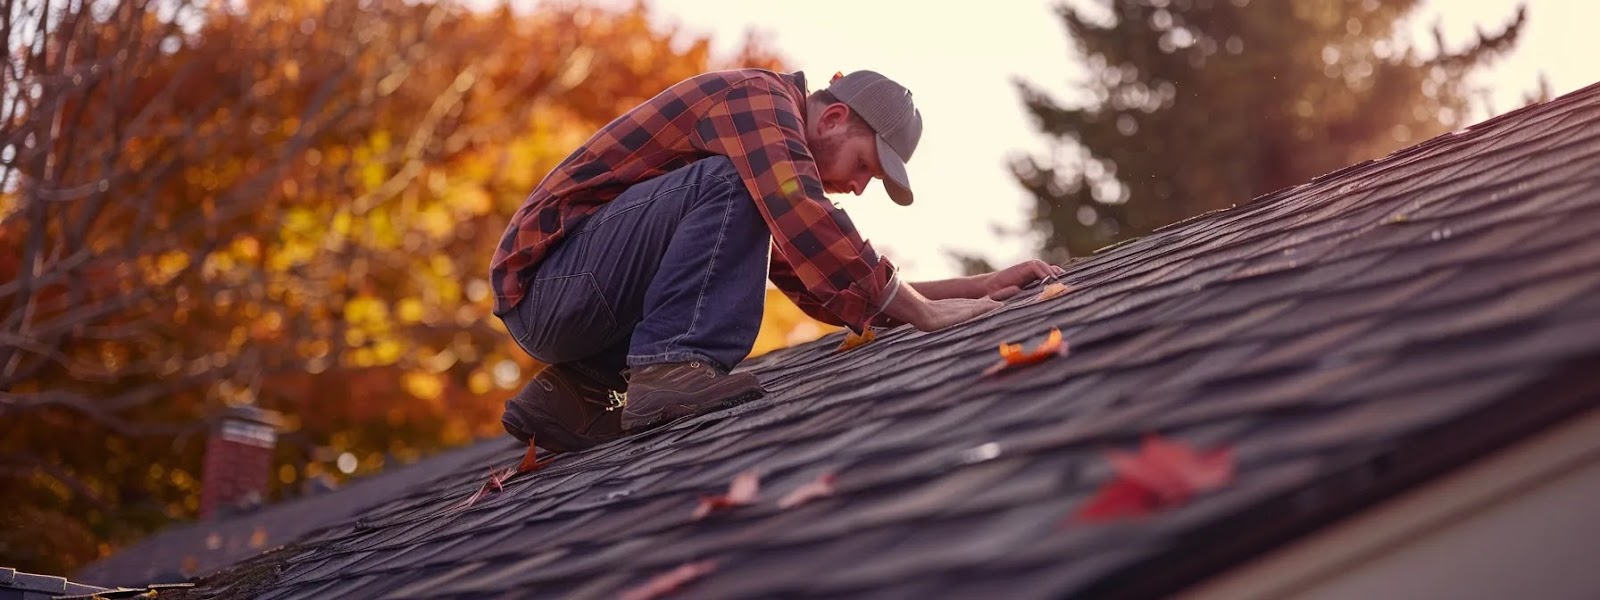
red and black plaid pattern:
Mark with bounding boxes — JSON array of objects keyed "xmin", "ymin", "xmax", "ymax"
[{"xmin": 491, "ymin": 69, "xmax": 898, "ymax": 333}]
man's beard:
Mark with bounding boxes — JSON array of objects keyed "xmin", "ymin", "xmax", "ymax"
[
  {"xmin": 810, "ymin": 133, "xmax": 846, "ymax": 192},
  {"xmin": 810, "ymin": 133, "xmax": 845, "ymax": 170}
]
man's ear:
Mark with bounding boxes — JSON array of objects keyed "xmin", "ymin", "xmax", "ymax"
[{"xmin": 820, "ymin": 103, "xmax": 853, "ymax": 132}]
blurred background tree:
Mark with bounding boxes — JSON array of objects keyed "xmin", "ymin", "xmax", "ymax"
[
  {"xmin": 1012, "ymin": 0, "xmax": 1526, "ymax": 260},
  {"xmin": 0, "ymin": 0, "xmax": 787, "ymax": 576}
]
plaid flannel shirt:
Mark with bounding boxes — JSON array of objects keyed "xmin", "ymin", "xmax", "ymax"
[{"xmin": 490, "ymin": 69, "xmax": 899, "ymax": 333}]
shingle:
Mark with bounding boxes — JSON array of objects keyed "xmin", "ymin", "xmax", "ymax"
[
  {"xmin": 837, "ymin": 458, "xmax": 1027, "ymax": 529},
  {"xmin": 493, "ymin": 537, "xmax": 659, "ymax": 584},
  {"xmin": 1149, "ymin": 357, "xmax": 1381, "ymax": 430},
  {"xmin": 817, "ymin": 502, "xmax": 1063, "ymax": 589},
  {"xmin": 376, "ymin": 564, "xmax": 486, "ymax": 600},
  {"xmin": 683, "ymin": 527, "xmax": 909, "ymax": 598},
  {"xmin": 253, "ymin": 579, "xmax": 342, "ymax": 600},
  {"xmin": 418, "ymin": 548, "xmax": 568, "ymax": 595}
]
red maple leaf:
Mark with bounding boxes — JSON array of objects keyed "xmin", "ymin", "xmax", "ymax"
[
  {"xmin": 1069, "ymin": 435, "xmax": 1235, "ymax": 524},
  {"xmin": 692, "ymin": 471, "xmax": 760, "ymax": 520},
  {"xmin": 517, "ymin": 439, "xmax": 555, "ymax": 474},
  {"xmin": 454, "ymin": 441, "xmax": 554, "ymax": 512}
]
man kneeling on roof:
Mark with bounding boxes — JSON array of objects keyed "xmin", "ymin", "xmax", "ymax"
[{"xmin": 488, "ymin": 68, "xmax": 1066, "ymax": 452}]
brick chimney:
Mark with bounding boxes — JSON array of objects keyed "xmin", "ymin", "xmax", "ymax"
[{"xmin": 199, "ymin": 405, "xmax": 282, "ymax": 519}]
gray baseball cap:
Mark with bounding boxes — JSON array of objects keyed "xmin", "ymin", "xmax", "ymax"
[{"xmin": 826, "ymin": 70, "xmax": 923, "ymax": 206}]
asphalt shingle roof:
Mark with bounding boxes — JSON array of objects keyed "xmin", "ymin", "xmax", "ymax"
[
  {"xmin": 172, "ymin": 81, "xmax": 1600, "ymax": 599},
  {"xmin": 75, "ymin": 437, "xmax": 515, "ymax": 588}
]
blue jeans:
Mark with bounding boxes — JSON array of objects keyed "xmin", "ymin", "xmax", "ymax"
[{"xmin": 501, "ymin": 156, "xmax": 771, "ymax": 391}]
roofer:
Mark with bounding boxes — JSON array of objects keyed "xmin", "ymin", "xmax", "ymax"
[{"xmin": 490, "ymin": 68, "xmax": 1065, "ymax": 452}]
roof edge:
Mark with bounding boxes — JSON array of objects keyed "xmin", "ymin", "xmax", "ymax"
[
  {"xmin": 1079, "ymin": 349, "xmax": 1600, "ymax": 600},
  {"xmin": 1178, "ymin": 402, "xmax": 1600, "ymax": 599}
]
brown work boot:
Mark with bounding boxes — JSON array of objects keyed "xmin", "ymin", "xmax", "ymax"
[
  {"xmin": 502, "ymin": 365, "xmax": 625, "ymax": 453},
  {"xmin": 621, "ymin": 361, "xmax": 765, "ymax": 432}
]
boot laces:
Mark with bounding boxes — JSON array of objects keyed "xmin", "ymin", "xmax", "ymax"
[{"xmin": 604, "ymin": 390, "xmax": 626, "ymax": 411}]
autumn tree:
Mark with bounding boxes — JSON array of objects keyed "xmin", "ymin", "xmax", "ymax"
[
  {"xmin": 1, "ymin": 0, "xmax": 785, "ymax": 576},
  {"xmin": 1012, "ymin": 0, "xmax": 1526, "ymax": 259}
]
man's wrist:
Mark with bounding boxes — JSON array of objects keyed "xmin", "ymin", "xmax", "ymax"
[
  {"xmin": 971, "ymin": 272, "xmax": 998, "ymax": 297},
  {"xmin": 883, "ymin": 279, "xmax": 933, "ymax": 329}
]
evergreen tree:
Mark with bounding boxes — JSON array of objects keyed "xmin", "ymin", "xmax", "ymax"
[{"xmin": 1013, "ymin": 0, "xmax": 1526, "ymax": 259}]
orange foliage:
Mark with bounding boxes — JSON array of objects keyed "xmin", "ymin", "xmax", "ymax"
[{"xmin": 0, "ymin": 0, "xmax": 793, "ymax": 575}]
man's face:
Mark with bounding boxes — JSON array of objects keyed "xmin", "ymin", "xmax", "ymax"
[{"xmin": 808, "ymin": 105, "xmax": 885, "ymax": 197}]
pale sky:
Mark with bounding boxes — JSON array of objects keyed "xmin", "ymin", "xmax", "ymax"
[{"xmin": 531, "ymin": 0, "xmax": 1596, "ymax": 281}]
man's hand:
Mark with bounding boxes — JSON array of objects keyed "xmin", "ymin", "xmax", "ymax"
[
  {"xmin": 913, "ymin": 297, "xmax": 1002, "ymax": 331},
  {"xmin": 882, "ymin": 280, "xmax": 1001, "ymax": 332},
  {"xmin": 982, "ymin": 259, "xmax": 1067, "ymax": 300}
]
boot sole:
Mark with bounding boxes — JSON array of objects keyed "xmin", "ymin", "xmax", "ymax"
[
  {"xmin": 623, "ymin": 389, "xmax": 764, "ymax": 433},
  {"xmin": 505, "ymin": 410, "xmax": 617, "ymax": 454}
]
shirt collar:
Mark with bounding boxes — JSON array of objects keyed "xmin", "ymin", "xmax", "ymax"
[
  {"xmin": 788, "ymin": 70, "xmax": 809, "ymax": 95},
  {"xmin": 785, "ymin": 70, "xmax": 810, "ymax": 125}
]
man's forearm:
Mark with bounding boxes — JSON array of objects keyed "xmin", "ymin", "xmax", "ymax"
[
  {"xmin": 908, "ymin": 274, "xmax": 991, "ymax": 300},
  {"xmin": 881, "ymin": 278, "xmax": 1002, "ymax": 332},
  {"xmin": 881, "ymin": 279, "xmax": 933, "ymax": 328}
]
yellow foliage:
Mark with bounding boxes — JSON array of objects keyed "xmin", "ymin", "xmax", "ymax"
[
  {"xmin": 343, "ymin": 296, "xmax": 388, "ymax": 325},
  {"xmin": 450, "ymin": 184, "xmax": 493, "ymax": 217},
  {"xmin": 402, "ymin": 371, "xmax": 444, "ymax": 402},
  {"xmin": 750, "ymin": 288, "xmax": 838, "ymax": 358},
  {"xmin": 396, "ymin": 298, "xmax": 425, "ymax": 323},
  {"xmin": 372, "ymin": 339, "xmax": 403, "ymax": 364},
  {"xmin": 468, "ymin": 370, "xmax": 493, "ymax": 394},
  {"xmin": 230, "ymin": 236, "xmax": 261, "ymax": 260},
  {"xmin": 419, "ymin": 204, "xmax": 453, "ymax": 240},
  {"xmin": 331, "ymin": 211, "xmax": 352, "ymax": 237},
  {"xmin": 152, "ymin": 250, "xmax": 191, "ymax": 283}
]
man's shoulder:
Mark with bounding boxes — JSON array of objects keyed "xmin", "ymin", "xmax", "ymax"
[{"xmin": 679, "ymin": 69, "xmax": 803, "ymax": 99}]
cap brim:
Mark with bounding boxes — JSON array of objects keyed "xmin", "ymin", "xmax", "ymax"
[{"xmin": 876, "ymin": 136, "xmax": 914, "ymax": 206}]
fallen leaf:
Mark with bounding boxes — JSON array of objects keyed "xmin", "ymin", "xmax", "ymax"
[
  {"xmin": 517, "ymin": 439, "xmax": 555, "ymax": 473},
  {"xmin": 777, "ymin": 472, "xmax": 837, "ymax": 509},
  {"xmin": 458, "ymin": 466, "xmax": 516, "ymax": 510},
  {"xmin": 1071, "ymin": 478, "xmax": 1159, "ymax": 523},
  {"xmin": 983, "ymin": 327, "xmax": 1069, "ymax": 376},
  {"xmin": 692, "ymin": 471, "xmax": 760, "ymax": 520},
  {"xmin": 1036, "ymin": 282, "xmax": 1071, "ymax": 301},
  {"xmin": 620, "ymin": 560, "xmax": 718, "ymax": 600},
  {"xmin": 1069, "ymin": 435, "xmax": 1235, "ymax": 524},
  {"xmin": 837, "ymin": 328, "xmax": 877, "ymax": 351}
]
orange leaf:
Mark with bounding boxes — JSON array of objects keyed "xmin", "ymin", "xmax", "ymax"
[
  {"xmin": 620, "ymin": 560, "xmax": 718, "ymax": 600},
  {"xmin": 777, "ymin": 472, "xmax": 837, "ymax": 509},
  {"xmin": 1068, "ymin": 435, "xmax": 1235, "ymax": 524},
  {"xmin": 983, "ymin": 327, "xmax": 1068, "ymax": 375},
  {"xmin": 1036, "ymin": 282, "xmax": 1071, "ymax": 301},
  {"xmin": 692, "ymin": 471, "xmax": 760, "ymax": 520},
  {"xmin": 837, "ymin": 328, "xmax": 877, "ymax": 352}
]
